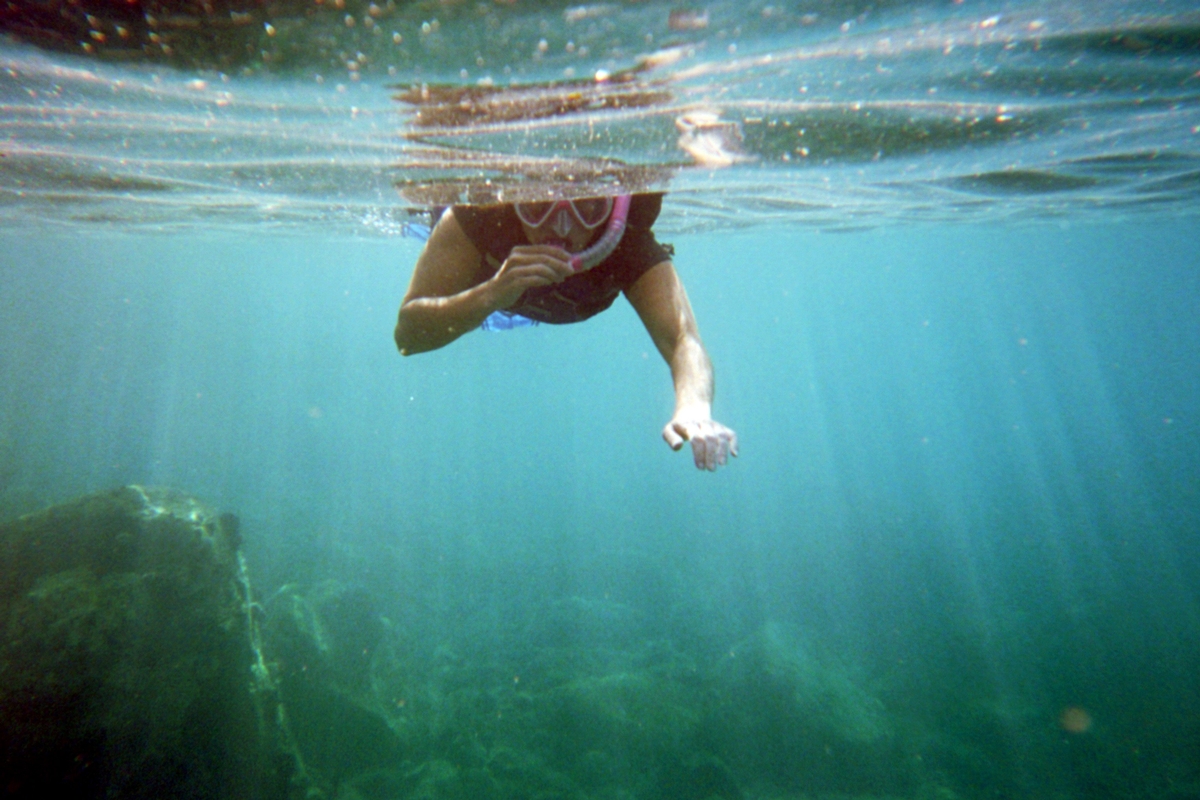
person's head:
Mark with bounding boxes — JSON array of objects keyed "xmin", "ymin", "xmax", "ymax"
[{"xmin": 514, "ymin": 196, "xmax": 614, "ymax": 251}]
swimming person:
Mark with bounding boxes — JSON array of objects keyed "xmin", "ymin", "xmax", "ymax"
[{"xmin": 394, "ymin": 193, "xmax": 738, "ymax": 471}]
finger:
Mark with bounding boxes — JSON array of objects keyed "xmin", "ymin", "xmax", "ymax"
[
  {"xmin": 719, "ymin": 427, "xmax": 736, "ymax": 465},
  {"xmin": 691, "ymin": 422, "xmax": 719, "ymax": 471},
  {"xmin": 513, "ymin": 244, "xmax": 572, "ymax": 258},
  {"xmin": 690, "ymin": 422, "xmax": 712, "ymax": 469},
  {"xmin": 504, "ymin": 255, "xmax": 568, "ymax": 273},
  {"xmin": 704, "ymin": 435, "xmax": 718, "ymax": 471},
  {"xmin": 507, "ymin": 270, "xmax": 562, "ymax": 288},
  {"xmin": 714, "ymin": 435, "xmax": 729, "ymax": 467},
  {"xmin": 505, "ymin": 264, "xmax": 571, "ymax": 286},
  {"xmin": 547, "ymin": 262, "xmax": 575, "ymax": 282},
  {"xmin": 506, "ymin": 246, "xmax": 570, "ymax": 264},
  {"xmin": 691, "ymin": 435, "xmax": 708, "ymax": 470},
  {"xmin": 509, "ymin": 247, "xmax": 572, "ymax": 272},
  {"xmin": 506, "ymin": 258, "xmax": 572, "ymax": 283},
  {"xmin": 662, "ymin": 422, "xmax": 685, "ymax": 451}
]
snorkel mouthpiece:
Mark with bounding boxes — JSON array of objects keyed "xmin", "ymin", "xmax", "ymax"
[{"xmin": 569, "ymin": 194, "xmax": 632, "ymax": 273}]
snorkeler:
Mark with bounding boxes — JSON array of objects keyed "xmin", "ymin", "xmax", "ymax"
[{"xmin": 394, "ymin": 193, "xmax": 737, "ymax": 471}]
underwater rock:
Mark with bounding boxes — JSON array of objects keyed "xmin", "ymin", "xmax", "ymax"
[
  {"xmin": 0, "ymin": 486, "xmax": 295, "ymax": 800},
  {"xmin": 263, "ymin": 581, "xmax": 406, "ymax": 793},
  {"xmin": 265, "ymin": 580, "xmax": 387, "ymax": 698},
  {"xmin": 698, "ymin": 621, "xmax": 915, "ymax": 796},
  {"xmin": 521, "ymin": 593, "xmax": 650, "ymax": 655},
  {"xmin": 253, "ymin": 584, "xmax": 918, "ymax": 800},
  {"xmin": 654, "ymin": 752, "xmax": 743, "ymax": 800}
]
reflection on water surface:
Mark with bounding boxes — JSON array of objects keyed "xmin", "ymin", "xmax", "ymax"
[{"xmin": 1, "ymin": 0, "xmax": 1199, "ymax": 232}]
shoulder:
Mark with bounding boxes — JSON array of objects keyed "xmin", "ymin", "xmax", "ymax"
[
  {"xmin": 452, "ymin": 203, "xmax": 522, "ymax": 254},
  {"xmin": 625, "ymin": 261, "xmax": 692, "ymax": 338},
  {"xmin": 601, "ymin": 194, "xmax": 671, "ymax": 286},
  {"xmin": 402, "ymin": 208, "xmax": 487, "ymax": 302},
  {"xmin": 627, "ymin": 193, "xmax": 665, "ymax": 230}
]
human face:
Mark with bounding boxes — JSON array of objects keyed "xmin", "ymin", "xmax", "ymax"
[
  {"xmin": 515, "ymin": 197, "xmax": 614, "ymax": 232},
  {"xmin": 514, "ymin": 197, "xmax": 614, "ymax": 250}
]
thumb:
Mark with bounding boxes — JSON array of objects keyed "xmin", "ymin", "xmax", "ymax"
[{"xmin": 662, "ymin": 421, "xmax": 687, "ymax": 451}]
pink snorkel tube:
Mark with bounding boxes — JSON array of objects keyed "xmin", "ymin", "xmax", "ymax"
[{"xmin": 569, "ymin": 194, "xmax": 632, "ymax": 273}]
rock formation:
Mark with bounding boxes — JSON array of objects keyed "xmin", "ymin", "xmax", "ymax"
[{"xmin": 0, "ymin": 486, "xmax": 302, "ymax": 800}]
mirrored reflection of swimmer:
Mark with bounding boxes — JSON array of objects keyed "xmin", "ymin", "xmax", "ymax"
[{"xmin": 394, "ymin": 193, "xmax": 737, "ymax": 471}]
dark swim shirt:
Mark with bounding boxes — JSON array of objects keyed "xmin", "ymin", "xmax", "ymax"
[{"xmin": 452, "ymin": 193, "xmax": 673, "ymax": 325}]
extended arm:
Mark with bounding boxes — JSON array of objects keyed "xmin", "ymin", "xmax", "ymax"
[
  {"xmin": 395, "ymin": 209, "xmax": 573, "ymax": 355},
  {"xmin": 625, "ymin": 262, "xmax": 738, "ymax": 471}
]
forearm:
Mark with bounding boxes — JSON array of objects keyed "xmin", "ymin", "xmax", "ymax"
[
  {"xmin": 394, "ymin": 282, "xmax": 500, "ymax": 355},
  {"xmin": 666, "ymin": 333, "xmax": 715, "ymax": 416},
  {"xmin": 625, "ymin": 261, "xmax": 716, "ymax": 417},
  {"xmin": 626, "ymin": 261, "xmax": 735, "ymax": 468}
]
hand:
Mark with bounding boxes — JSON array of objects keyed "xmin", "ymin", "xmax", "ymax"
[
  {"xmin": 486, "ymin": 245, "xmax": 574, "ymax": 310},
  {"xmin": 662, "ymin": 412, "xmax": 738, "ymax": 471}
]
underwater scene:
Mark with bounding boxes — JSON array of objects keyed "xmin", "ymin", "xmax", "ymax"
[{"xmin": 1, "ymin": 0, "xmax": 1199, "ymax": 798}]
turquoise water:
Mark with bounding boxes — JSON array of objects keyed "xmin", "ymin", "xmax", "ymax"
[
  {"xmin": 3, "ymin": 220, "xmax": 1198, "ymax": 798},
  {"xmin": 2, "ymin": 1, "xmax": 1200, "ymax": 798}
]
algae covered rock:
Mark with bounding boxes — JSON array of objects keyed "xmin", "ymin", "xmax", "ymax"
[
  {"xmin": 0, "ymin": 486, "xmax": 293, "ymax": 800},
  {"xmin": 699, "ymin": 621, "xmax": 914, "ymax": 796},
  {"xmin": 263, "ymin": 580, "xmax": 405, "ymax": 791}
]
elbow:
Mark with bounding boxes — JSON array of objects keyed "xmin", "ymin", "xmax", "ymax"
[
  {"xmin": 393, "ymin": 314, "xmax": 418, "ymax": 357},
  {"xmin": 394, "ymin": 311, "xmax": 437, "ymax": 357},
  {"xmin": 394, "ymin": 300, "xmax": 466, "ymax": 355},
  {"xmin": 394, "ymin": 327, "xmax": 423, "ymax": 357}
]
